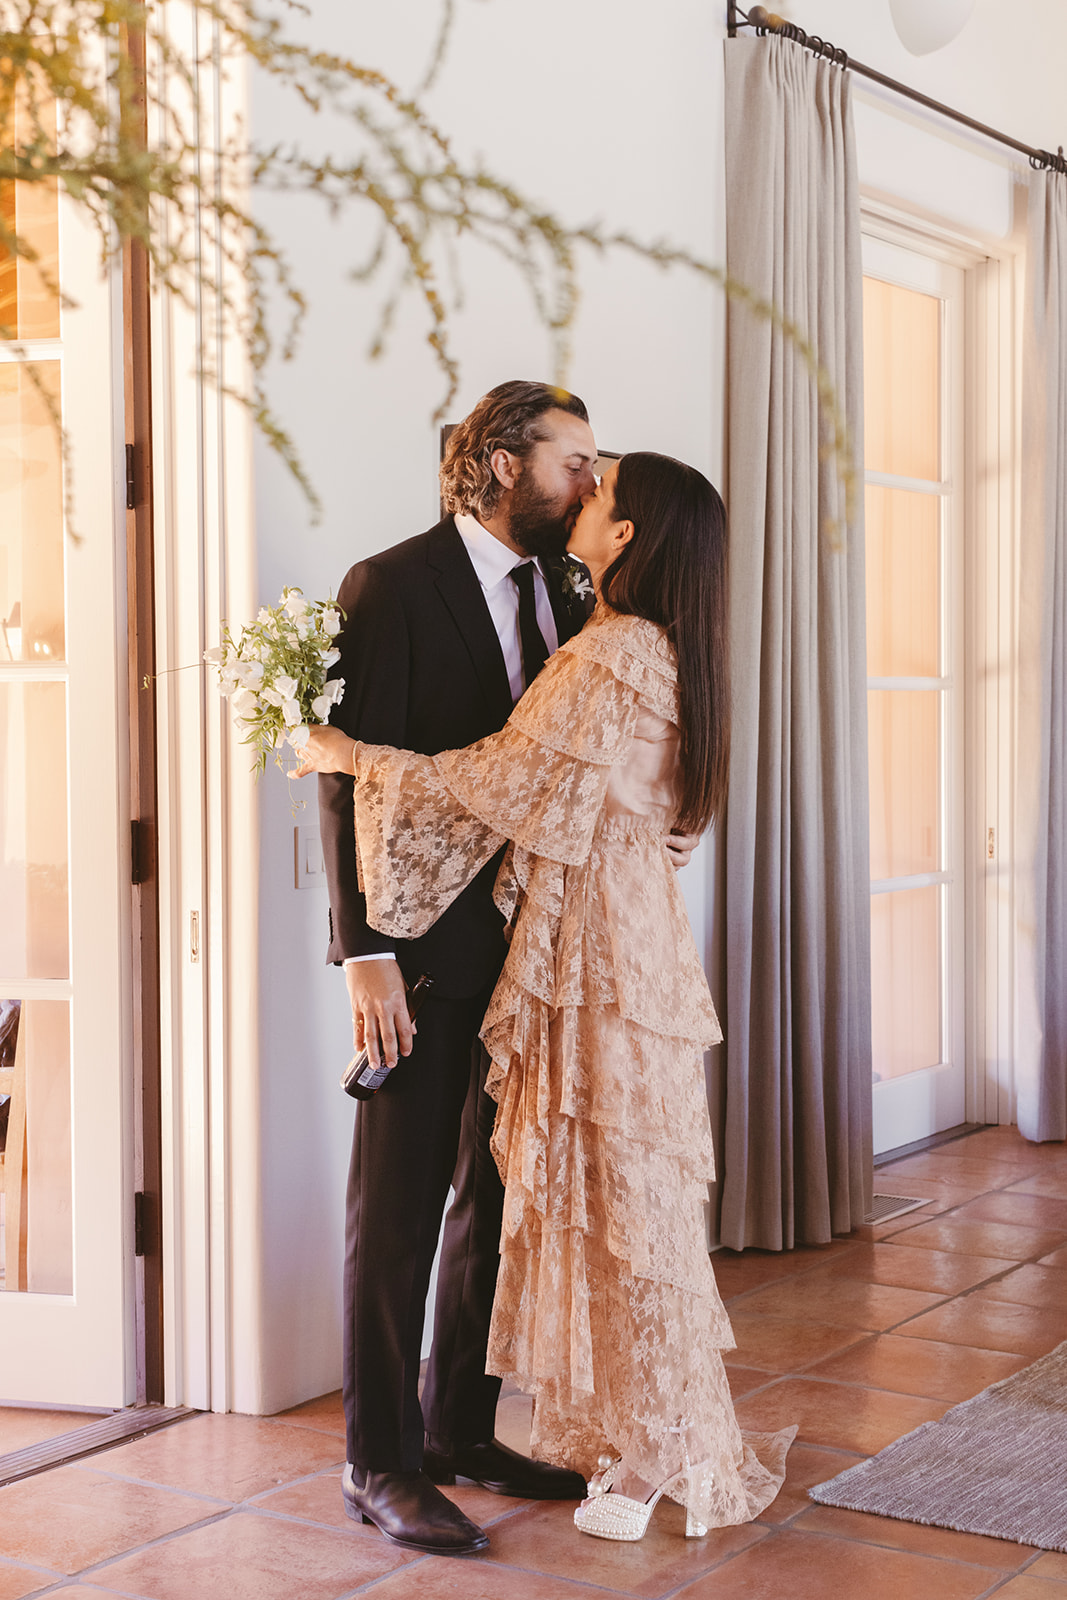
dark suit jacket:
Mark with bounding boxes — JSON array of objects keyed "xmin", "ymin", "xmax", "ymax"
[{"xmin": 319, "ymin": 516, "xmax": 588, "ymax": 998}]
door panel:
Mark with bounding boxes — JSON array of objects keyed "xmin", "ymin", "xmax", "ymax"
[
  {"xmin": 0, "ymin": 173, "xmax": 132, "ymax": 1402},
  {"xmin": 863, "ymin": 236, "xmax": 966, "ymax": 1156}
]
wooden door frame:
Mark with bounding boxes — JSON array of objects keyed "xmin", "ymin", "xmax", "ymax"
[{"xmin": 122, "ymin": 13, "xmax": 164, "ymax": 1406}]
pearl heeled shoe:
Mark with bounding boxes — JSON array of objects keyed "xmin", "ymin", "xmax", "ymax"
[{"xmin": 573, "ymin": 1442, "xmax": 710, "ymax": 1542}]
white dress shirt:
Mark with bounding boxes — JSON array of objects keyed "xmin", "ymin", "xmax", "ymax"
[
  {"xmin": 345, "ymin": 511, "xmax": 560, "ymax": 968},
  {"xmin": 454, "ymin": 512, "xmax": 559, "ymax": 705}
]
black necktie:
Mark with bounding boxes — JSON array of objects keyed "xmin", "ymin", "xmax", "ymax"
[{"xmin": 510, "ymin": 561, "xmax": 549, "ymax": 691}]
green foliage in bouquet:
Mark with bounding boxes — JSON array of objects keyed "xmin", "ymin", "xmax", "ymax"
[{"xmin": 205, "ymin": 587, "xmax": 344, "ymax": 773}]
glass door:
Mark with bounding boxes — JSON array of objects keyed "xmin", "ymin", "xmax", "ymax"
[
  {"xmin": 862, "ymin": 237, "xmax": 966, "ymax": 1156},
  {"xmin": 1, "ymin": 90, "xmax": 133, "ymax": 1404}
]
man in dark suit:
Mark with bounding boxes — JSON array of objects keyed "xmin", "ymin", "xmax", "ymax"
[{"xmin": 319, "ymin": 381, "xmax": 599, "ymax": 1555}]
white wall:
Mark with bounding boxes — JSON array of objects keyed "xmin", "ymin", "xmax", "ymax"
[
  {"xmin": 786, "ymin": 0, "xmax": 1067, "ymax": 157},
  {"xmin": 239, "ymin": 0, "xmax": 1066, "ymax": 1411},
  {"xmin": 790, "ymin": 0, "xmax": 1067, "ymax": 242}
]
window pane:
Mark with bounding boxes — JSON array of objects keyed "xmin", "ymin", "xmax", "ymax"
[
  {"xmin": 868, "ymin": 689, "xmax": 939, "ymax": 881},
  {"xmin": 866, "ymin": 485, "xmax": 939, "ymax": 678},
  {"xmin": 0, "ymin": 997, "xmax": 72, "ymax": 1294},
  {"xmin": 0, "ymin": 361, "xmax": 66, "ymax": 663},
  {"xmin": 0, "ymin": 681, "xmax": 69, "ymax": 979},
  {"xmin": 871, "ymin": 888, "xmax": 941, "ymax": 1081},
  {"xmin": 0, "ymin": 89, "xmax": 60, "ymax": 340},
  {"xmin": 863, "ymin": 277, "xmax": 940, "ymax": 482}
]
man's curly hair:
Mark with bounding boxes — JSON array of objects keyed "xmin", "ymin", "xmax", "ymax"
[{"xmin": 440, "ymin": 380, "xmax": 589, "ymax": 521}]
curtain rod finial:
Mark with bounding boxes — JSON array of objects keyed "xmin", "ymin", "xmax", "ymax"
[{"xmin": 747, "ymin": 5, "xmax": 784, "ymax": 28}]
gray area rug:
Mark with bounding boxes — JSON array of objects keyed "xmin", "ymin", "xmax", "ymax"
[{"xmin": 809, "ymin": 1339, "xmax": 1067, "ymax": 1550}]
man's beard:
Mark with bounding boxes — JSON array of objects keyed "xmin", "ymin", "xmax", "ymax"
[{"xmin": 505, "ymin": 472, "xmax": 576, "ymax": 560}]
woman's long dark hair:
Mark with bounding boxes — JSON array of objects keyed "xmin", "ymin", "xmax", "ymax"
[{"xmin": 602, "ymin": 453, "xmax": 729, "ymax": 834}]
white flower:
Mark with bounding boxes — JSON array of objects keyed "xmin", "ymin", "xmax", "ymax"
[
  {"xmin": 563, "ymin": 564, "xmax": 593, "ymax": 600},
  {"xmin": 203, "ymin": 587, "xmax": 351, "ymax": 777}
]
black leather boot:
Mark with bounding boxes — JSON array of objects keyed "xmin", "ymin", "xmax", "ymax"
[{"xmin": 342, "ymin": 1463, "xmax": 489, "ymax": 1555}]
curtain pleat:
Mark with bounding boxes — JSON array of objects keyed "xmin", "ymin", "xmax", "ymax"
[
  {"xmin": 1017, "ymin": 169, "xmax": 1067, "ymax": 1143},
  {"xmin": 721, "ymin": 36, "xmax": 872, "ymax": 1249}
]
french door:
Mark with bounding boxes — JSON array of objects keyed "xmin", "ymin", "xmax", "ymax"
[
  {"xmin": 862, "ymin": 236, "xmax": 967, "ymax": 1156},
  {"xmin": 1, "ymin": 135, "xmax": 134, "ymax": 1403}
]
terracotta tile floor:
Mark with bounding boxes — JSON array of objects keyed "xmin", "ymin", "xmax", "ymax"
[
  {"xmin": 2, "ymin": 1124, "xmax": 1066, "ymax": 1598},
  {"xmin": 0, "ymin": 1412, "xmax": 109, "ymax": 1457}
]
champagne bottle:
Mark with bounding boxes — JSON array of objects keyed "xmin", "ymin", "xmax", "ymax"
[{"xmin": 340, "ymin": 973, "xmax": 435, "ymax": 1100}]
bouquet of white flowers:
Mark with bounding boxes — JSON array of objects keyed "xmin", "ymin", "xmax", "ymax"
[{"xmin": 204, "ymin": 587, "xmax": 345, "ymax": 773}]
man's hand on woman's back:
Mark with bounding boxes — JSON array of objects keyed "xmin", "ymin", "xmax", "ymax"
[{"xmin": 665, "ymin": 830, "xmax": 700, "ymax": 870}]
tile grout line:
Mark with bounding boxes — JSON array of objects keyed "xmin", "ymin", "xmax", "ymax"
[
  {"xmin": 63, "ymin": 1505, "xmax": 236, "ymax": 1582},
  {"xmin": 353, "ymin": 1547, "xmax": 689, "ymax": 1598},
  {"xmin": 726, "ymin": 1253, "xmax": 1067, "ymax": 1357},
  {"xmin": 724, "ymin": 1226, "xmax": 1067, "ymax": 1310},
  {"xmin": 22, "ymin": 1473, "xmax": 556, "ymax": 1594},
  {"xmin": 66, "ymin": 1462, "xmax": 239, "ymax": 1504},
  {"xmin": 973, "ymin": 1552, "xmax": 1057, "ymax": 1598},
  {"xmin": 785, "ymin": 1515, "xmax": 1046, "ymax": 1574},
  {"xmin": 26, "ymin": 1578, "xmax": 156, "ymax": 1599},
  {"xmin": 0, "ymin": 1550, "xmax": 67, "ymax": 1586},
  {"xmin": 723, "ymin": 1195, "xmax": 1067, "ymax": 1303}
]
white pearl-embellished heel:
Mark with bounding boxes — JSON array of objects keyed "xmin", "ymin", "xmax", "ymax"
[{"xmin": 573, "ymin": 1436, "xmax": 711, "ymax": 1542}]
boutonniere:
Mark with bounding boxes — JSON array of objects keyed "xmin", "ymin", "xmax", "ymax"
[{"xmin": 557, "ymin": 557, "xmax": 594, "ymax": 618}]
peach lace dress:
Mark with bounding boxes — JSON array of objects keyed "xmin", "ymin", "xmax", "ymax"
[{"xmin": 349, "ymin": 604, "xmax": 795, "ymax": 1528}]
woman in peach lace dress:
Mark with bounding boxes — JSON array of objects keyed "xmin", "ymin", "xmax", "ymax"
[{"xmin": 299, "ymin": 454, "xmax": 795, "ymax": 1540}]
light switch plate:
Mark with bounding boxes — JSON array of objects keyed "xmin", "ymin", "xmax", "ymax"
[{"xmin": 295, "ymin": 825, "xmax": 326, "ymax": 889}]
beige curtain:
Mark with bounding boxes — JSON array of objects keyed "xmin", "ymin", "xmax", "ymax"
[
  {"xmin": 721, "ymin": 36, "xmax": 872, "ymax": 1249},
  {"xmin": 1017, "ymin": 168, "xmax": 1067, "ymax": 1143}
]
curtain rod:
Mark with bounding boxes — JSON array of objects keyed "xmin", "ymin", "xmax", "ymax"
[{"xmin": 726, "ymin": 3, "xmax": 1067, "ymax": 175}]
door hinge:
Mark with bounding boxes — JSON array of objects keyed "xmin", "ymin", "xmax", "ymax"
[
  {"xmin": 125, "ymin": 443, "xmax": 136, "ymax": 510},
  {"xmin": 131, "ymin": 819, "xmax": 153, "ymax": 886},
  {"xmin": 134, "ymin": 1190, "xmax": 158, "ymax": 1258}
]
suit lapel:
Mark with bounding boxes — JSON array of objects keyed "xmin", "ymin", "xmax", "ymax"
[{"xmin": 427, "ymin": 519, "xmax": 514, "ymax": 725}]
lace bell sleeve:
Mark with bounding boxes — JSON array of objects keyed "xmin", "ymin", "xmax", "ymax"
[{"xmin": 351, "ymin": 634, "xmax": 641, "ymax": 941}]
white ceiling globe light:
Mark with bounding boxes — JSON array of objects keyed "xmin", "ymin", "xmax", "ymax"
[{"xmin": 889, "ymin": 0, "xmax": 976, "ymax": 55}]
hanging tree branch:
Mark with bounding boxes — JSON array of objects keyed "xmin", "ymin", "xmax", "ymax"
[{"xmin": 0, "ymin": 0, "xmax": 855, "ymax": 530}]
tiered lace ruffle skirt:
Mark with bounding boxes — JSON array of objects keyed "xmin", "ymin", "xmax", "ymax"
[{"xmin": 482, "ymin": 821, "xmax": 796, "ymax": 1529}]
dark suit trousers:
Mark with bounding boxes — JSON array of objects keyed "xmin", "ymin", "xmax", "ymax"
[{"xmin": 343, "ymin": 982, "xmax": 504, "ymax": 1472}]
